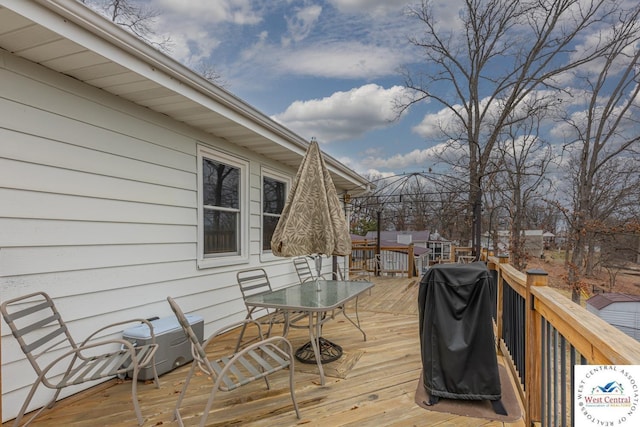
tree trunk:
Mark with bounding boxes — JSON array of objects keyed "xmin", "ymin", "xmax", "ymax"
[{"xmin": 569, "ymin": 231, "xmax": 586, "ymax": 304}]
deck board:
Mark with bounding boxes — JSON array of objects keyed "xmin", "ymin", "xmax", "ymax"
[{"xmin": 3, "ymin": 276, "xmax": 525, "ymax": 426}]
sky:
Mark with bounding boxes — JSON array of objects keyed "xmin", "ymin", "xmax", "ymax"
[
  {"xmin": 83, "ymin": 0, "xmax": 639, "ymax": 188},
  {"xmin": 132, "ymin": 0, "xmax": 444, "ymax": 178}
]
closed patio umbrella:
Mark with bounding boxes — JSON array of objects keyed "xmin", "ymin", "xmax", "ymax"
[
  {"xmin": 271, "ymin": 138, "xmax": 352, "ymax": 364},
  {"xmin": 271, "ymin": 138, "xmax": 351, "ymax": 267}
]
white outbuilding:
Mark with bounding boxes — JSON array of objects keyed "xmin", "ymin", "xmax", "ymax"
[{"xmin": 586, "ymin": 293, "xmax": 640, "ymax": 340}]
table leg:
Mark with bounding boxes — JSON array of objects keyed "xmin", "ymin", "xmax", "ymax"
[
  {"xmin": 307, "ymin": 312, "xmax": 325, "ymax": 385},
  {"xmin": 341, "ymin": 297, "xmax": 367, "ymax": 341}
]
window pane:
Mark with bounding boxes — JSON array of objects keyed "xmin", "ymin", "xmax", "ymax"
[
  {"xmin": 203, "ymin": 210, "xmax": 238, "ymax": 255},
  {"xmin": 263, "ymin": 177, "xmax": 286, "ymax": 214},
  {"xmin": 202, "ymin": 158, "xmax": 239, "ymax": 208},
  {"xmin": 263, "ymin": 215, "xmax": 280, "ymax": 251},
  {"xmin": 263, "ymin": 176, "xmax": 286, "ymax": 251}
]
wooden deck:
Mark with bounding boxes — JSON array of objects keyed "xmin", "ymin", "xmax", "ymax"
[{"xmin": 5, "ymin": 276, "xmax": 525, "ymax": 426}]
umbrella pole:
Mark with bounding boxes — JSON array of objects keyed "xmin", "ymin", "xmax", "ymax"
[
  {"xmin": 314, "ymin": 255, "xmax": 322, "ymax": 278},
  {"xmin": 313, "ymin": 255, "xmax": 322, "ymax": 291}
]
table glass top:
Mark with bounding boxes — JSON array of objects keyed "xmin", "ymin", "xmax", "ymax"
[{"xmin": 244, "ymin": 280, "xmax": 373, "ymax": 311}]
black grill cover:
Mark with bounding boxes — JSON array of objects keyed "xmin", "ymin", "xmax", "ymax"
[{"xmin": 418, "ymin": 261, "xmax": 501, "ymax": 401}]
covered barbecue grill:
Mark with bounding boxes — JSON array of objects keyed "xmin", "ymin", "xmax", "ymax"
[{"xmin": 418, "ymin": 261, "xmax": 505, "ymax": 413}]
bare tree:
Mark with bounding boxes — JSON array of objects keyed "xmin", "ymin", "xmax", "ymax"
[
  {"xmin": 486, "ymin": 100, "xmax": 556, "ymax": 270},
  {"xmin": 80, "ymin": 0, "xmax": 172, "ymax": 52},
  {"xmin": 79, "ymin": 1, "xmax": 226, "ymax": 86},
  {"xmin": 400, "ymin": 0, "xmax": 626, "ymax": 257},
  {"xmin": 193, "ymin": 62, "xmax": 228, "ymax": 87},
  {"xmin": 558, "ymin": 3, "xmax": 640, "ymax": 302}
]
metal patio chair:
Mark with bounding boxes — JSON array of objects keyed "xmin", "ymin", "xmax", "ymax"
[
  {"xmin": 236, "ymin": 268, "xmax": 307, "ymax": 341},
  {"xmin": 167, "ymin": 297, "xmax": 301, "ymax": 427},
  {"xmin": 0, "ymin": 291, "xmax": 159, "ymax": 427},
  {"xmin": 293, "ymin": 256, "xmax": 317, "ymax": 282}
]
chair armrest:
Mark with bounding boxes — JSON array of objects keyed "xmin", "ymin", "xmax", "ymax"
[
  {"xmin": 81, "ymin": 318, "xmax": 157, "ymax": 347},
  {"xmin": 37, "ymin": 338, "xmax": 149, "ymax": 387}
]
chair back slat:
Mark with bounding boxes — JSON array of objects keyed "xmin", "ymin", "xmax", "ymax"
[
  {"xmin": 1, "ymin": 292, "xmax": 76, "ymax": 372},
  {"xmin": 293, "ymin": 257, "xmax": 315, "ymax": 283},
  {"xmin": 23, "ymin": 326, "xmax": 68, "ymax": 355},
  {"xmin": 236, "ymin": 268, "xmax": 273, "ymax": 298},
  {"xmin": 3, "ymin": 300, "xmax": 52, "ymax": 321}
]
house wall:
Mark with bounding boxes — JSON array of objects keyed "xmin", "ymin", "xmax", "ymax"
[{"xmin": 0, "ymin": 50, "xmax": 317, "ymax": 421}]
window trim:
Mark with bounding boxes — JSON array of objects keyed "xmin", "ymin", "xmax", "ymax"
[
  {"xmin": 197, "ymin": 145, "xmax": 249, "ymax": 269},
  {"xmin": 260, "ymin": 167, "xmax": 290, "ymax": 262}
]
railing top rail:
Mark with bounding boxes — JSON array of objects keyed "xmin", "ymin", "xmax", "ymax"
[
  {"xmin": 487, "ymin": 255, "xmax": 526, "ymax": 295},
  {"xmin": 532, "ymin": 285, "xmax": 640, "ymax": 365}
]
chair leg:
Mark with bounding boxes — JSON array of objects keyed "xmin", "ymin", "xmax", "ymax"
[
  {"xmin": 199, "ymin": 387, "xmax": 221, "ymax": 427},
  {"xmin": 49, "ymin": 388, "xmax": 63, "ymax": 408},
  {"xmin": 130, "ymin": 366, "xmax": 145, "ymax": 426},
  {"xmin": 150, "ymin": 358, "xmax": 160, "ymax": 389},
  {"xmin": 288, "ymin": 352, "xmax": 301, "ymax": 419},
  {"xmin": 173, "ymin": 361, "xmax": 198, "ymax": 421},
  {"xmin": 234, "ymin": 319, "xmax": 250, "ymax": 353},
  {"xmin": 282, "ymin": 312, "xmax": 290, "ymax": 337},
  {"xmin": 12, "ymin": 380, "xmax": 49, "ymax": 427}
]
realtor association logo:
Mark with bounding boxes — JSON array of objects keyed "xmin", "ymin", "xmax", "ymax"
[{"xmin": 575, "ymin": 365, "xmax": 640, "ymax": 426}]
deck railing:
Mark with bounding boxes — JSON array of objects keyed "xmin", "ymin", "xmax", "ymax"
[
  {"xmin": 487, "ymin": 255, "xmax": 640, "ymax": 427},
  {"xmin": 350, "ymin": 241, "xmax": 416, "ymax": 278}
]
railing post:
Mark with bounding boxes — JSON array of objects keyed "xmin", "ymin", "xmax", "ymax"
[
  {"xmin": 496, "ymin": 255, "xmax": 509, "ymax": 348},
  {"xmin": 525, "ymin": 268, "xmax": 547, "ymax": 427},
  {"xmin": 408, "ymin": 244, "xmax": 414, "ymax": 278}
]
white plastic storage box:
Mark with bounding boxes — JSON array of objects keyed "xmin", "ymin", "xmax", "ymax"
[{"xmin": 122, "ymin": 314, "xmax": 204, "ymax": 380}]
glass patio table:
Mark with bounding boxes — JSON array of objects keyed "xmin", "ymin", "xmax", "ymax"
[{"xmin": 244, "ymin": 279, "xmax": 374, "ymax": 385}]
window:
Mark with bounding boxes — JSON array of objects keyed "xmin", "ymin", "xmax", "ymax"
[
  {"xmin": 261, "ymin": 169, "xmax": 289, "ymax": 257},
  {"xmin": 197, "ymin": 146, "xmax": 248, "ymax": 268}
]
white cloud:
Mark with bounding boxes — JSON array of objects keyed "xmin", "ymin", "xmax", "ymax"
[
  {"xmin": 154, "ymin": 0, "xmax": 264, "ymax": 65},
  {"xmin": 412, "ymin": 105, "xmax": 466, "ymax": 138},
  {"xmin": 157, "ymin": 0, "xmax": 263, "ymax": 25},
  {"xmin": 282, "ymin": 5, "xmax": 323, "ymax": 46},
  {"xmin": 247, "ymin": 41, "xmax": 408, "ymax": 79},
  {"xmin": 285, "ymin": 43, "xmax": 405, "ymax": 78},
  {"xmin": 360, "ymin": 146, "xmax": 443, "ymax": 170},
  {"xmin": 328, "ymin": 0, "xmax": 409, "ymax": 16},
  {"xmin": 271, "ymin": 84, "xmax": 411, "ymax": 141},
  {"xmin": 334, "ymin": 142, "xmax": 455, "ymax": 174}
]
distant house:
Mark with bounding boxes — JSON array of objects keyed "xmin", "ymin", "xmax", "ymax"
[
  {"xmin": 483, "ymin": 229, "xmax": 548, "ymax": 257},
  {"xmin": 359, "ymin": 230, "xmax": 452, "ymax": 270},
  {"xmin": 587, "ymin": 293, "xmax": 640, "ymax": 341},
  {"xmin": 543, "ymin": 231, "xmax": 556, "ymax": 249},
  {"xmin": 523, "ymin": 230, "xmax": 545, "ymax": 258},
  {"xmin": 0, "ymin": 1, "xmax": 369, "ymax": 422}
]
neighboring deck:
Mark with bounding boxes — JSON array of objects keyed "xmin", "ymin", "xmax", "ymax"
[{"xmin": 4, "ymin": 276, "xmax": 524, "ymax": 427}]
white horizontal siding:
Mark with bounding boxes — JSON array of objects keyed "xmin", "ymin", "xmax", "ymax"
[
  {"xmin": 0, "ymin": 188, "xmax": 195, "ymax": 224},
  {"xmin": 0, "ymin": 50, "xmax": 300, "ymax": 421},
  {"xmin": 1, "ymin": 158, "xmax": 195, "ymax": 206},
  {"xmin": 0, "ymin": 60, "xmax": 195, "ymax": 159},
  {"xmin": 0, "ymin": 126, "xmax": 195, "ymax": 190},
  {"xmin": 0, "ymin": 244, "xmax": 195, "ymax": 276},
  {"xmin": 1, "ymin": 219, "xmax": 194, "ymax": 246},
  {"xmin": 600, "ymin": 305, "xmax": 640, "ymax": 329}
]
